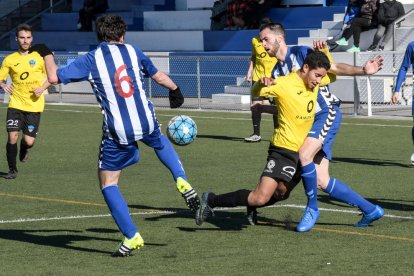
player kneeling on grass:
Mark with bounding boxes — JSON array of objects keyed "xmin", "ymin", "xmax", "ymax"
[{"xmin": 31, "ymin": 15, "xmax": 199, "ymax": 257}]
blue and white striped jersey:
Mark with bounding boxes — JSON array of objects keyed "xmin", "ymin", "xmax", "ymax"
[
  {"xmin": 57, "ymin": 42, "xmax": 159, "ymax": 145},
  {"xmin": 394, "ymin": 41, "xmax": 414, "ymax": 92},
  {"xmin": 272, "ymin": 46, "xmax": 341, "ymax": 115}
]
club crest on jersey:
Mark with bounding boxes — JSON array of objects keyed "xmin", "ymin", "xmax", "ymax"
[
  {"xmin": 29, "ymin": 59, "xmax": 36, "ymax": 67},
  {"xmin": 264, "ymin": 160, "xmax": 276, "ymax": 173},
  {"xmin": 27, "ymin": 124, "xmax": 35, "ymax": 133}
]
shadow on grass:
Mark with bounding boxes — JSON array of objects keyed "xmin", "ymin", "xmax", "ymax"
[
  {"xmin": 318, "ymin": 194, "xmax": 414, "ymax": 212},
  {"xmin": 0, "ymin": 229, "xmax": 115, "ymax": 254},
  {"xmin": 332, "ymin": 157, "xmax": 410, "ymax": 168},
  {"xmin": 197, "ymin": 134, "xmax": 270, "ymax": 143},
  {"xmin": 0, "ymin": 228, "xmax": 167, "ymax": 255},
  {"xmin": 196, "ymin": 134, "xmax": 245, "ymax": 142}
]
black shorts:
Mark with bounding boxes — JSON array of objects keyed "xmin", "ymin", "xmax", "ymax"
[
  {"xmin": 6, "ymin": 108, "xmax": 41, "ymax": 138},
  {"xmin": 261, "ymin": 144, "xmax": 300, "ymax": 183}
]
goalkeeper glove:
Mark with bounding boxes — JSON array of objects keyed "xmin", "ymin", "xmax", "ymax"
[
  {"xmin": 29, "ymin": 44, "xmax": 53, "ymax": 57},
  {"xmin": 169, "ymin": 86, "xmax": 184, "ymax": 108}
]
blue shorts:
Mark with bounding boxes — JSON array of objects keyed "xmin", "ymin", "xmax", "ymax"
[
  {"xmin": 98, "ymin": 127, "xmax": 164, "ymax": 171},
  {"xmin": 307, "ymin": 105, "xmax": 342, "ymax": 161}
]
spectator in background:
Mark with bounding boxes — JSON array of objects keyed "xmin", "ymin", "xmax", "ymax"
[
  {"xmin": 226, "ymin": 0, "xmax": 272, "ymax": 30},
  {"xmin": 335, "ymin": 0, "xmax": 379, "ymax": 53},
  {"xmin": 367, "ymin": 0, "xmax": 405, "ymax": 51},
  {"xmin": 78, "ymin": 0, "xmax": 109, "ymax": 31},
  {"xmin": 210, "ymin": 0, "xmax": 234, "ymax": 30},
  {"xmin": 341, "ymin": 0, "xmax": 364, "ymax": 32},
  {"xmin": 327, "ymin": 0, "xmax": 363, "ymax": 50}
]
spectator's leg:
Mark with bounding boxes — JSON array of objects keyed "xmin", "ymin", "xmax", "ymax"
[
  {"xmin": 371, "ymin": 24, "xmax": 386, "ymax": 48},
  {"xmin": 379, "ymin": 24, "xmax": 394, "ymax": 49}
]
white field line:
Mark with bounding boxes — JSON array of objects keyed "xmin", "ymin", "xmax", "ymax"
[
  {"xmin": 28, "ymin": 107, "xmax": 411, "ymax": 127},
  {"xmin": 0, "ymin": 204, "xmax": 412, "ymax": 224}
]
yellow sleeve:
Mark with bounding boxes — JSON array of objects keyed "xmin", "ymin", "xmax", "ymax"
[
  {"xmin": 0, "ymin": 58, "xmax": 10, "ymax": 81},
  {"xmin": 251, "ymin": 81, "xmax": 269, "ymax": 97},
  {"xmin": 320, "ymin": 72, "xmax": 336, "ymax": 86},
  {"xmin": 267, "ymin": 83, "xmax": 282, "ymax": 97},
  {"xmin": 319, "ymin": 47, "xmax": 334, "ymax": 63}
]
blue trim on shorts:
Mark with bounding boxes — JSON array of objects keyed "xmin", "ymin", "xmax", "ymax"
[{"xmin": 308, "ymin": 106, "xmax": 342, "ymax": 161}]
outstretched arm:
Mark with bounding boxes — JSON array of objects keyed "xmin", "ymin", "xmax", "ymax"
[
  {"xmin": 330, "ymin": 55, "xmax": 384, "ymax": 76},
  {"xmin": 152, "ymin": 71, "xmax": 183, "ymax": 108}
]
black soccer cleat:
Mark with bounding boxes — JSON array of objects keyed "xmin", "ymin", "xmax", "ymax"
[
  {"xmin": 246, "ymin": 206, "xmax": 258, "ymax": 225},
  {"xmin": 195, "ymin": 192, "xmax": 215, "ymax": 226},
  {"xmin": 4, "ymin": 169, "xmax": 18, "ymax": 180}
]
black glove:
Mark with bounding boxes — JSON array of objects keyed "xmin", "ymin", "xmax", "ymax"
[
  {"xmin": 169, "ymin": 86, "xmax": 184, "ymax": 108},
  {"xmin": 29, "ymin": 44, "xmax": 53, "ymax": 57}
]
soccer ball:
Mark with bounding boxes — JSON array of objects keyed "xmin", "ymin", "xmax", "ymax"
[
  {"xmin": 411, "ymin": 152, "xmax": 414, "ymax": 166},
  {"xmin": 166, "ymin": 115, "xmax": 197, "ymax": 146}
]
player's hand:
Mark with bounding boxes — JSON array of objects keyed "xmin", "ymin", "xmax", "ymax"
[
  {"xmin": 364, "ymin": 55, "xmax": 384, "ymax": 75},
  {"xmin": 259, "ymin": 77, "xmax": 276, "ymax": 86},
  {"xmin": 391, "ymin": 92, "xmax": 400, "ymax": 104},
  {"xmin": 33, "ymin": 87, "xmax": 44, "ymax": 97},
  {"xmin": 169, "ymin": 86, "xmax": 184, "ymax": 108},
  {"xmin": 1, "ymin": 83, "xmax": 14, "ymax": 94},
  {"xmin": 313, "ymin": 40, "xmax": 328, "ymax": 50},
  {"xmin": 29, "ymin": 44, "xmax": 53, "ymax": 57}
]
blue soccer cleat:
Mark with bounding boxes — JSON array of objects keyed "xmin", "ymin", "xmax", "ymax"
[
  {"xmin": 354, "ymin": 205, "xmax": 384, "ymax": 227},
  {"xmin": 296, "ymin": 207, "xmax": 320, "ymax": 232}
]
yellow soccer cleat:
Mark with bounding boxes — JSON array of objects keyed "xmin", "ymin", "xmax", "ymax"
[{"xmin": 112, "ymin": 232, "xmax": 144, "ymax": 257}]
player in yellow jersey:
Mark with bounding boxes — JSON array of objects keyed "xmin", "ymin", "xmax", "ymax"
[
  {"xmin": 245, "ymin": 18, "xmax": 278, "ymax": 143},
  {"xmin": 0, "ymin": 24, "xmax": 51, "ymax": 179},
  {"xmin": 195, "ymin": 50, "xmax": 334, "ymax": 226}
]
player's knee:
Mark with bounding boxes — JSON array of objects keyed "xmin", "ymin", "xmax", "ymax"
[
  {"xmin": 274, "ymin": 183, "xmax": 290, "ymax": 200},
  {"xmin": 249, "ymin": 192, "xmax": 271, "ymax": 206},
  {"xmin": 299, "ymin": 149, "xmax": 313, "ymax": 165}
]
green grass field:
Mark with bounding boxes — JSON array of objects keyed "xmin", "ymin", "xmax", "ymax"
[{"xmin": 0, "ymin": 104, "xmax": 413, "ymax": 275}]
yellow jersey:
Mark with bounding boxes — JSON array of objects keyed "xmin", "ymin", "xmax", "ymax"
[
  {"xmin": 267, "ymin": 71, "xmax": 335, "ymax": 152},
  {"xmin": 251, "ymin": 36, "xmax": 277, "ymax": 82},
  {"xmin": 0, "ymin": 51, "xmax": 46, "ymax": 112}
]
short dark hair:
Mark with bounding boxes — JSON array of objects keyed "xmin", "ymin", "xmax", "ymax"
[
  {"xmin": 259, "ymin": 22, "xmax": 285, "ymax": 38},
  {"xmin": 96, "ymin": 15, "xmax": 127, "ymax": 42},
  {"xmin": 303, "ymin": 51, "xmax": 331, "ymax": 71},
  {"xmin": 16, "ymin": 23, "xmax": 32, "ymax": 37}
]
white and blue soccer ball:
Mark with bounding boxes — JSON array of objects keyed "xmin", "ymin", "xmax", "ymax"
[{"xmin": 166, "ymin": 115, "xmax": 197, "ymax": 146}]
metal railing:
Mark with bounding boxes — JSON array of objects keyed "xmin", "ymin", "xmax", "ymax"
[{"xmin": 1, "ymin": 52, "xmax": 411, "ymax": 116}]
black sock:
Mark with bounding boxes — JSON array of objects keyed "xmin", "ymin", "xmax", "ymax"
[
  {"xmin": 20, "ymin": 139, "xmax": 30, "ymax": 153},
  {"xmin": 6, "ymin": 143, "xmax": 18, "ymax": 171},
  {"xmin": 208, "ymin": 189, "xmax": 251, "ymax": 208},
  {"xmin": 252, "ymin": 108, "xmax": 261, "ymax": 136}
]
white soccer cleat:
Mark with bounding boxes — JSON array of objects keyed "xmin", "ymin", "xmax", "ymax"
[{"xmin": 410, "ymin": 152, "xmax": 414, "ymax": 166}]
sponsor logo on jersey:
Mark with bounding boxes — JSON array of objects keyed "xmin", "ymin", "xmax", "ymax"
[
  {"xmin": 29, "ymin": 60, "xmax": 36, "ymax": 67},
  {"xmin": 14, "ymin": 63, "xmax": 20, "ymax": 67},
  {"xmin": 281, "ymin": 166, "xmax": 296, "ymax": 178},
  {"xmin": 264, "ymin": 160, "xmax": 276, "ymax": 173}
]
